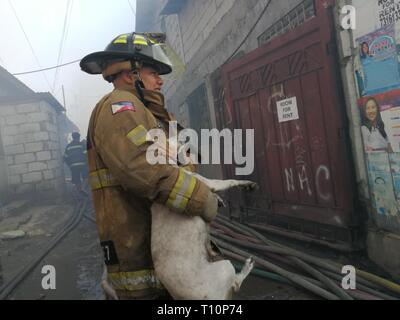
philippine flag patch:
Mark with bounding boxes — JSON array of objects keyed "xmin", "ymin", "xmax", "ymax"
[{"xmin": 111, "ymin": 101, "xmax": 136, "ymax": 114}]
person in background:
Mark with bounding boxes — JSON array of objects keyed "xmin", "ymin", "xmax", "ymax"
[{"xmin": 63, "ymin": 132, "xmax": 89, "ymax": 195}]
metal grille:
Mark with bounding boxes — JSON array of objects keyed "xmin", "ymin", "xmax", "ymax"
[{"xmin": 258, "ymin": 0, "xmax": 316, "ymax": 47}]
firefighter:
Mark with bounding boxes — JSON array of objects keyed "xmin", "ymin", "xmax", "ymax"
[
  {"xmin": 63, "ymin": 132, "xmax": 88, "ymax": 195},
  {"xmin": 80, "ymin": 32, "xmax": 219, "ymax": 300}
]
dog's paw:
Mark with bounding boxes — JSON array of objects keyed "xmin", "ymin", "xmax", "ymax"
[
  {"xmin": 243, "ymin": 257, "xmax": 255, "ymax": 273},
  {"xmin": 216, "ymin": 194, "xmax": 226, "ymax": 208},
  {"xmin": 240, "ymin": 181, "xmax": 258, "ymax": 191}
]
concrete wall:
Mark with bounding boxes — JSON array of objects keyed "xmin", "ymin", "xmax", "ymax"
[
  {"xmin": 336, "ymin": 0, "xmax": 400, "ymax": 234},
  {"xmin": 0, "ymin": 100, "xmax": 65, "ymax": 198},
  {"xmin": 136, "ymin": 0, "xmax": 167, "ymax": 32},
  {"xmin": 163, "ymin": 0, "xmax": 305, "ymax": 114},
  {"xmin": 139, "ymin": 0, "xmax": 305, "ymax": 119},
  {"xmin": 139, "ymin": 0, "xmax": 307, "ymax": 178},
  {"xmin": 335, "ymin": 0, "xmax": 400, "ymax": 277},
  {"xmin": 367, "ymin": 227, "xmax": 400, "ymax": 280},
  {"xmin": 0, "ymin": 128, "xmax": 7, "ymax": 203}
]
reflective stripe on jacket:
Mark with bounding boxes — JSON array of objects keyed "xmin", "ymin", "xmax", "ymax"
[{"xmin": 64, "ymin": 141, "xmax": 87, "ymax": 167}]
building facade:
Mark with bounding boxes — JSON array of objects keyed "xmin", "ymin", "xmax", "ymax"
[
  {"xmin": 0, "ymin": 66, "xmax": 70, "ymax": 202},
  {"xmin": 137, "ymin": 0, "xmax": 400, "ymax": 278}
]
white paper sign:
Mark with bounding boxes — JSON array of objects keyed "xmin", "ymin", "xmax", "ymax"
[{"xmin": 277, "ymin": 97, "xmax": 299, "ymax": 123}]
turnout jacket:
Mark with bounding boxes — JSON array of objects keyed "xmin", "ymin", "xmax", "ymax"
[
  {"xmin": 87, "ymin": 85, "xmax": 211, "ymax": 299},
  {"xmin": 64, "ymin": 140, "xmax": 87, "ymax": 168}
]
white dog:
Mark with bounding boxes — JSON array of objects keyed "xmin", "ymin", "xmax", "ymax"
[
  {"xmin": 101, "ymin": 134, "xmax": 255, "ymax": 300},
  {"xmin": 151, "ymin": 172, "xmax": 255, "ymax": 300}
]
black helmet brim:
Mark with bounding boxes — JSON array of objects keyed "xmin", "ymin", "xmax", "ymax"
[
  {"xmin": 80, "ymin": 50, "xmax": 172, "ymax": 75},
  {"xmin": 80, "ymin": 51, "xmax": 136, "ymax": 74}
]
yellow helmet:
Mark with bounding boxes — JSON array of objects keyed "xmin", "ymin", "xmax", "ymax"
[{"xmin": 80, "ymin": 32, "xmax": 175, "ymax": 81}]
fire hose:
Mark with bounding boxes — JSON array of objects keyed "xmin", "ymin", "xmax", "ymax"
[{"xmin": 210, "ymin": 215, "xmax": 400, "ymax": 300}]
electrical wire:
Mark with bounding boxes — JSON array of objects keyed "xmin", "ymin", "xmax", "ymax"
[
  {"xmin": 128, "ymin": 0, "xmax": 136, "ymax": 17},
  {"xmin": 53, "ymin": 0, "xmax": 74, "ymax": 93},
  {"xmin": 227, "ymin": 0, "xmax": 273, "ymax": 62},
  {"xmin": 63, "ymin": 0, "xmax": 74, "ymax": 52},
  {"xmin": 8, "ymin": 0, "xmax": 52, "ymax": 91},
  {"xmin": 12, "ymin": 59, "xmax": 81, "ymax": 76},
  {"xmin": 12, "ymin": 0, "xmax": 261, "ymax": 78},
  {"xmin": 127, "ymin": 0, "xmax": 136, "ymax": 30}
]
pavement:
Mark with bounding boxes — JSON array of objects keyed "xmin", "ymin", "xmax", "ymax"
[
  {"xmin": 0, "ymin": 196, "xmax": 341, "ymax": 301},
  {"xmin": 0, "ymin": 198, "xmax": 104, "ymax": 300}
]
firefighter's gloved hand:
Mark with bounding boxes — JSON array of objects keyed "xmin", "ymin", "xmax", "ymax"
[{"xmin": 201, "ymin": 192, "xmax": 219, "ymax": 223}]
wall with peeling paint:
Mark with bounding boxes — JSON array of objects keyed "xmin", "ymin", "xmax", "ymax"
[{"xmin": 336, "ymin": 0, "xmax": 400, "ymax": 234}]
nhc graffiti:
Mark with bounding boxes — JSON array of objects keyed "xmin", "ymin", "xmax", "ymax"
[
  {"xmin": 284, "ymin": 164, "xmax": 332, "ymax": 201},
  {"xmin": 316, "ymin": 166, "xmax": 332, "ymax": 202},
  {"xmin": 356, "ymin": 24, "xmax": 400, "ymax": 96}
]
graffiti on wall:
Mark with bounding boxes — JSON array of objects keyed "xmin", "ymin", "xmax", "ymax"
[
  {"xmin": 284, "ymin": 164, "xmax": 332, "ymax": 202},
  {"xmin": 356, "ymin": 24, "xmax": 400, "ymax": 96}
]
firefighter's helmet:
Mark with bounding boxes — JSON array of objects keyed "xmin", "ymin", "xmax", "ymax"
[
  {"xmin": 72, "ymin": 132, "xmax": 80, "ymax": 140},
  {"xmin": 80, "ymin": 32, "xmax": 180, "ymax": 81}
]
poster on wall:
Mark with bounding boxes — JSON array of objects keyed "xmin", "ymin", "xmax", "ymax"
[
  {"xmin": 390, "ymin": 153, "xmax": 400, "ymax": 200},
  {"xmin": 356, "ymin": 24, "xmax": 400, "ymax": 96},
  {"xmin": 366, "ymin": 153, "xmax": 399, "ymax": 217},
  {"xmin": 358, "ymin": 89, "xmax": 400, "ymax": 153}
]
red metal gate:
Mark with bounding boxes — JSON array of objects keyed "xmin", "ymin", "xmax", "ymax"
[{"xmin": 219, "ymin": 3, "xmax": 360, "ymax": 246}]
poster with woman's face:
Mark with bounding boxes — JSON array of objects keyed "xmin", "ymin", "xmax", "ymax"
[
  {"xmin": 356, "ymin": 24, "xmax": 400, "ymax": 97},
  {"xmin": 358, "ymin": 89, "xmax": 400, "ymax": 153}
]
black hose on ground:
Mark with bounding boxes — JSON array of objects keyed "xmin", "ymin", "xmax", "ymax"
[
  {"xmin": 246, "ymin": 221, "xmax": 400, "ymax": 295},
  {"xmin": 221, "ymin": 245, "xmax": 382, "ymax": 300},
  {"xmin": 215, "ymin": 216, "xmax": 353, "ymax": 300},
  {"xmin": 289, "ymin": 257, "xmax": 353, "ymax": 300},
  {"xmin": 0, "ymin": 199, "xmax": 87, "ymax": 299},
  {"xmin": 217, "ymin": 216, "xmax": 399, "ymax": 296},
  {"xmin": 212, "ymin": 237, "xmax": 341, "ymax": 300},
  {"xmin": 212, "ymin": 217, "xmax": 399, "ymax": 299},
  {"xmin": 319, "ymin": 269, "xmax": 399, "ymax": 300}
]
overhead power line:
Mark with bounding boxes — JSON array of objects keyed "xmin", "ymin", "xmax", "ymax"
[
  {"xmin": 53, "ymin": 0, "xmax": 74, "ymax": 93},
  {"xmin": 128, "ymin": 0, "xmax": 136, "ymax": 16},
  {"xmin": 128, "ymin": 0, "xmax": 136, "ymax": 30},
  {"xmin": 8, "ymin": 0, "xmax": 52, "ymax": 91},
  {"xmin": 12, "ymin": 59, "xmax": 81, "ymax": 76}
]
